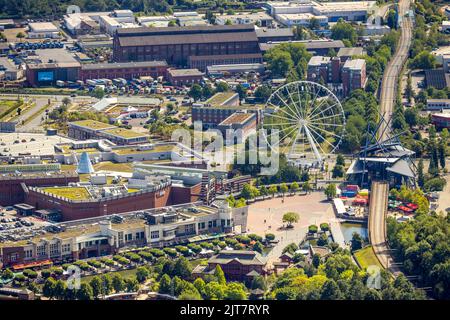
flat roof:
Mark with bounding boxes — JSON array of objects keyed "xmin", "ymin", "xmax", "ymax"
[
  {"xmin": 70, "ymin": 120, "xmax": 116, "ymax": 131},
  {"xmin": 168, "ymin": 68, "xmax": 203, "ymax": 77},
  {"xmin": 102, "ymin": 127, "xmax": 148, "ymax": 139},
  {"xmin": 26, "ymin": 49, "xmax": 81, "ymax": 69},
  {"xmin": 28, "ymin": 22, "xmax": 58, "ymax": 32},
  {"xmin": 343, "ymin": 59, "xmax": 366, "ymax": 70},
  {"xmin": 219, "ymin": 113, "xmax": 254, "ymax": 125},
  {"xmin": 82, "ymin": 60, "xmax": 167, "ymax": 70},
  {"xmin": 260, "ymin": 39, "xmax": 344, "ymax": 52},
  {"xmin": 116, "ymin": 24, "xmax": 258, "ymax": 47},
  {"xmin": 308, "ymin": 55, "xmax": 331, "ymax": 66},
  {"xmin": 206, "ymin": 92, "xmax": 237, "ymax": 105},
  {"xmin": 42, "ymin": 187, "xmax": 91, "ymax": 200},
  {"xmin": 337, "ymin": 47, "xmax": 364, "ymax": 57},
  {"xmin": 255, "ymin": 27, "xmax": 294, "ymax": 38}
]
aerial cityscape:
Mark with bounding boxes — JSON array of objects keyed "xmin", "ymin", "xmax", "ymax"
[{"xmin": 0, "ymin": 0, "xmax": 449, "ymax": 305}]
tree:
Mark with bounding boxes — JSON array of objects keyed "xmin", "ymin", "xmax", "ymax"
[
  {"xmin": 387, "ymin": 9, "xmax": 397, "ymax": 29},
  {"xmin": 410, "ymin": 51, "xmax": 436, "ymax": 70},
  {"xmin": 159, "ymin": 274, "xmax": 173, "ymax": 294},
  {"xmin": 351, "ymin": 232, "xmax": 363, "ymax": 251},
  {"xmin": 254, "ymin": 85, "xmax": 272, "ymax": 102},
  {"xmin": 125, "ymin": 278, "xmax": 139, "ymax": 292},
  {"xmin": 92, "ymin": 87, "xmax": 105, "ymax": 99},
  {"xmin": 336, "ymin": 154, "xmax": 345, "ymax": 166},
  {"xmin": 43, "ymin": 277, "xmax": 57, "ymax": 299},
  {"xmin": 291, "ymin": 181, "xmax": 299, "ymax": 194},
  {"xmin": 173, "ymin": 256, "xmax": 192, "ymax": 280},
  {"xmin": 332, "ymin": 165, "xmax": 345, "ymax": 178},
  {"xmin": 268, "ymin": 185, "xmax": 278, "ymax": 197},
  {"xmin": 193, "ymin": 278, "xmax": 206, "ymax": 296},
  {"xmin": 309, "ymin": 224, "xmax": 318, "ymax": 234},
  {"xmin": 168, "ymin": 20, "xmax": 176, "ymax": 27},
  {"xmin": 224, "ymin": 282, "xmax": 247, "ymax": 300},
  {"xmin": 280, "ymin": 183, "xmax": 289, "ymax": 196},
  {"xmin": 240, "ymin": 183, "xmax": 259, "ymax": 199},
  {"xmin": 417, "ymin": 159, "xmax": 425, "ymax": 188},
  {"xmin": 282, "ymin": 212, "xmax": 299, "ymax": 228},
  {"xmin": 136, "ymin": 266, "xmax": 150, "ymax": 283},
  {"xmin": 302, "ymin": 181, "xmax": 312, "ymax": 194},
  {"xmin": 265, "ymin": 233, "xmax": 276, "ymax": 241},
  {"xmin": 216, "ymin": 81, "xmax": 229, "ymax": 93},
  {"xmin": 331, "ymin": 19, "xmax": 357, "ymax": 46},
  {"xmin": 54, "ymin": 279, "xmax": 67, "ymax": 300},
  {"xmin": 236, "ymin": 84, "xmax": 247, "ymax": 101},
  {"xmin": 214, "ymin": 265, "xmax": 226, "ymax": 286},
  {"xmin": 320, "ymin": 223, "xmax": 330, "ymax": 232},
  {"xmin": 90, "ymin": 276, "xmax": 103, "ymax": 298},
  {"xmin": 62, "ymin": 97, "xmax": 71, "ymax": 108},
  {"xmin": 1, "ymin": 268, "xmax": 13, "ymax": 280},
  {"xmin": 265, "ymin": 50, "xmax": 294, "ymax": 77},
  {"xmin": 77, "ymin": 283, "xmax": 94, "ymax": 300},
  {"xmin": 16, "ymin": 32, "xmax": 25, "ymax": 42},
  {"xmin": 324, "ymin": 184, "xmax": 337, "ymax": 200},
  {"xmin": 112, "ymin": 274, "xmax": 124, "ymax": 293},
  {"xmin": 189, "ymin": 84, "xmax": 203, "ymax": 101},
  {"xmin": 321, "ymin": 279, "xmax": 343, "ymax": 300},
  {"xmin": 179, "ymin": 287, "xmax": 202, "ymax": 300}
]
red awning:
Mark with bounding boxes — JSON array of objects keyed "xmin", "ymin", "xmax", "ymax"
[
  {"xmin": 11, "ymin": 260, "xmax": 53, "ymax": 271},
  {"xmin": 406, "ymin": 203, "xmax": 418, "ymax": 210}
]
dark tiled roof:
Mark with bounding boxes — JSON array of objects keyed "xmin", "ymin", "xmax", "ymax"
[
  {"xmin": 425, "ymin": 68, "xmax": 450, "ymax": 90},
  {"xmin": 208, "ymin": 250, "xmax": 266, "ymax": 266},
  {"xmin": 116, "ymin": 25, "xmax": 258, "ymax": 47}
]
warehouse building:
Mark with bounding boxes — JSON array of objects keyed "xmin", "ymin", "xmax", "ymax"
[
  {"xmin": 167, "ymin": 68, "xmax": 204, "ymax": 86},
  {"xmin": 267, "ymin": 1, "xmax": 376, "ymax": 22},
  {"xmin": 27, "ymin": 22, "xmax": 60, "ymax": 39},
  {"xmin": 113, "ymin": 25, "xmax": 261, "ymax": 66},
  {"xmin": 24, "ymin": 49, "xmax": 81, "ymax": 87},
  {"xmin": 80, "ymin": 61, "xmax": 168, "ymax": 81}
]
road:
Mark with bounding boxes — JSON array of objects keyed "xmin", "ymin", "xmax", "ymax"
[
  {"xmin": 371, "ymin": 0, "xmax": 413, "ymax": 276},
  {"xmin": 379, "ymin": 0, "xmax": 413, "ymax": 141},
  {"xmin": 0, "ymin": 93, "xmax": 97, "ymax": 132},
  {"xmin": 368, "ymin": 181, "xmax": 402, "ymax": 276}
]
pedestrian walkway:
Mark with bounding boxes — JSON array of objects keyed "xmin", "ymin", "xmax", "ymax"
[{"xmin": 330, "ymin": 221, "xmax": 347, "ymax": 248}]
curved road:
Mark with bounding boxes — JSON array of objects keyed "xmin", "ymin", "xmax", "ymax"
[
  {"xmin": 379, "ymin": 0, "xmax": 413, "ymax": 141},
  {"xmin": 370, "ymin": 0, "xmax": 413, "ymax": 275}
]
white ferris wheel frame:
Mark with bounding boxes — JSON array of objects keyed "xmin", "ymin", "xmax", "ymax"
[{"xmin": 262, "ymin": 80, "xmax": 346, "ymax": 167}]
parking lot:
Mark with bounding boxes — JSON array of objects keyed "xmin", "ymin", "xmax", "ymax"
[{"xmin": 0, "ymin": 207, "xmax": 51, "ymax": 243}]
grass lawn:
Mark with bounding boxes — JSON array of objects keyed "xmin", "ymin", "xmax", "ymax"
[
  {"xmin": 189, "ymin": 258, "xmax": 208, "ymax": 269},
  {"xmin": 42, "ymin": 187, "xmax": 91, "ymax": 200},
  {"xmin": 81, "ymin": 268, "xmax": 139, "ymax": 284},
  {"xmin": 0, "ymin": 100, "xmax": 18, "ymax": 113},
  {"xmin": 60, "ymin": 164, "xmax": 77, "ymax": 172},
  {"xmin": 93, "ymin": 161, "xmax": 133, "ymax": 173},
  {"xmin": 354, "ymin": 246, "xmax": 383, "ymax": 270}
]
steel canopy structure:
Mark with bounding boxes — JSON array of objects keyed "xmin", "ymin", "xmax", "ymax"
[{"xmin": 346, "ymin": 120, "xmax": 416, "ymax": 188}]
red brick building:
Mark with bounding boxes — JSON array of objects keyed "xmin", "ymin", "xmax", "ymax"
[
  {"xmin": 80, "ymin": 61, "xmax": 168, "ymax": 81},
  {"xmin": 113, "ymin": 25, "xmax": 261, "ymax": 67},
  {"xmin": 25, "ymin": 185, "xmax": 169, "ymax": 221},
  {"xmin": 167, "ymin": 68, "xmax": 204, "ymax": 86},
  {"xmin": 0, "ymin": 173, "xmax": 79, "ymax": 206}
]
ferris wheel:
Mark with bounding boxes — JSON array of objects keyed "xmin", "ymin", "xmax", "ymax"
[{"xmin": 262, "ymin": 81, "xmax": 346, "ymax": 168}]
